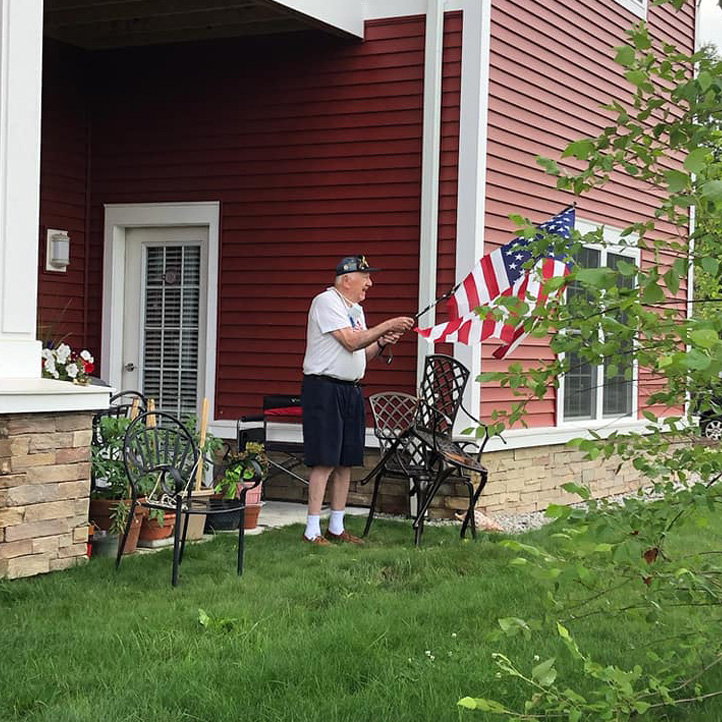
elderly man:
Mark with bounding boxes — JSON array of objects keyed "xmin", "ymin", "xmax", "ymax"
[{"xmin": 301, "ymin": 255, "xmax": 415, "ymax": 545}]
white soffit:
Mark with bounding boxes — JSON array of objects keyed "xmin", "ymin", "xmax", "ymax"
[{"xmin": 269, "ymin": 0, "xmax": 364, "ymax": 38}]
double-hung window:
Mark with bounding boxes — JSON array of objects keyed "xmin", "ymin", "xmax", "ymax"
[
  {"xmin": 560, "ymin": 221, "xmax": 639, "ymax": 423},
  {"xmin": 612, "ymin": 0, "xmax": 647, "ymax": 19}
]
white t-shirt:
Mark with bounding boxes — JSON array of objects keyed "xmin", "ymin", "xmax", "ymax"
[{"xmin": 302, "ymin": 287, "xmax": 367, "ymax": 381}]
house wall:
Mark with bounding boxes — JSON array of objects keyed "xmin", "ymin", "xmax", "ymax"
[
  {"xmin": 480, "ymin": 0, "xmax": 695, "ymax": 428},
  {"xmin": 38, "ymin": 40, "xmax": 91, "ymax": 352},
  {"xmin": 80, "ymin": 14, "xmax": 462, "ymax": 420}
]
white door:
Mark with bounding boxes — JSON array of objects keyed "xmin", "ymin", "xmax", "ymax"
[{"xmin": 122, "ymin": 226, "xmax": 208, "ymax": 418}]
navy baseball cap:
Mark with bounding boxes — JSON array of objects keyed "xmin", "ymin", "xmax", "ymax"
[{"xmin": 335, "ymin": 255, "xmax": 381, "ymax": 276}]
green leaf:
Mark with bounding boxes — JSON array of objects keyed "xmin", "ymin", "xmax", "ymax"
[
  {"xmin": 594, "ymin": 543, "xmax": 614, "ymax": 553},
  {"xmin": 615, "ymin": 45, "xmax": 636, "ymax": 67},
  {"xmin": 625, "ymin": 69, "xmax": 647, "ymax": 87},
  {"xmin": 684, "ymin": 147, "xmax": 708, "ymax": 174},
  {"xmin": 663, "ymin": 268, "xmax": 679, "ymax": 295},
  {"xmin": 698, "ymin": 70, "xmax": 713, "ymax": 92},
  {"xmin": 544, "ymin": 276, "xmax": 567, "ymax": 292},
  {"xmin": 642, "ymin": 409, "xmax": 658, "ymax": 422},
  {"xmin": 457, "ymin": 697, "xmax": 508, "ymax": 713},
  {"xmin": 561, "ymin": 482, "xmax": 591, "ymax": 500},
  {"xmin": 701, "ymin": 256, "xmax": 719, "ymax": 275},
  {"xmin": 683, "ymin": 348, "xmax": 711, "ymax": 370},
  {"xmin": 664, "ymin": 169, "xmax": 689, "ymax": 193},
  {"xmin": 198, "ymin": 608, "xmax": 210, "ymax": 627},
  {"xmin": 575, "ymin": 267, "xmax": 615, "ymax": 287},
  {"xmin": 616, "ymin": 259, "xmax": 637, "ymax": 276},
  {"xmin": 690, "ymin": 329, "xmax": 719, "ymax": 349},
  {"xmin": 701, "ymin": 180, "xmax": 722, "ymax": 202},
  {"xmin": 532, "ymin": 657, "xmax": 557, "ymax": 687},
  {"xmin": 545, "ymin": 504, "xmax": 568, "ymax": 518},
  {"xmin": 498, "ymin": 617, "xmax": 530, "ymax": 636},
  {"xmin": 536, "ymin": 156, "xmax": 561, "ymax": 175},
  {"xmin": 642, "ymin": 282, "xmax": 664, "ymax": 304},
  {"xmin": 563, "ymin": 139, "xmax": 595, "ymax": 160}
]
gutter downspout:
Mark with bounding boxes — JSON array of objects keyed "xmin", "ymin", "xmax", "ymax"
[
  {"xmin": 416, "ymin": 0, "xmax": 445, "ymax": 388},
  {"xmin": 686, "ymin": 0, "xmax": 701, "ymax": 419}
]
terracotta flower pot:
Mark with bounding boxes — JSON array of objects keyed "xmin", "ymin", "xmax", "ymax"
[
  {"xmin": 139, "ymin": 512, "xmax": 176, "ymax": 541},
  {"xmin": 244, "ymin": 503, "xmax": 262, "ymax": 530},
  {"xmin": 88, "ymin": 498, "xmax": 143, "ymax": 555}
]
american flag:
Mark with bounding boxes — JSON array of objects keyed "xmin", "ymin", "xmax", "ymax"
[{"xmin": 416, "ymin": 206, "xmax": 575, "ymax": 358}]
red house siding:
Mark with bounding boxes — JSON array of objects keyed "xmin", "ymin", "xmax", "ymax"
[
  {"xmin": 481, "ymin": 0, "xmax": 695, "ymax": 427},
  {"xmin": 78, "ymin": 15, "xmax": 462, "ymax": 418},
  {"xmin": 38, "ymin": 40, "xmax": 90, "ymax": 351}
]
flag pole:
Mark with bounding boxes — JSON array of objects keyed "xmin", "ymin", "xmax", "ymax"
[{"xmin": 379, "ymin": 281, "xmax": 461, "ymax": 365}]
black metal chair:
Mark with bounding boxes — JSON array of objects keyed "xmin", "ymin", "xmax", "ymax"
[
  {"xmin": 237, "ymin": 394, "xmax": 309, "ymax": 488},
  {"xmin": 118, "ymin": 410, "xmax": 261, "ymax": 586},
  {"xmin": 362, "ymin": 354, "xmax": 491, "ymax": 546},
  {"xmin": 90, "ymin": 391, "xmax": 148, "ymax": 494}
]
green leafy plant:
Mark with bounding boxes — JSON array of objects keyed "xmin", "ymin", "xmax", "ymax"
[
  {"xmin": 214, "ymin": 442, "xmax": 268, "ymax": 500},
  {"xmin": 91, "ymin": 416, "xmax": 133, "ymax": 500},
  {"xmin": 459, "ymin": 7, "xmax": 722, "ymax": 721},
  {"xmin": 41, "ymin": 343, "xmax": 94, "ymax": 383}
]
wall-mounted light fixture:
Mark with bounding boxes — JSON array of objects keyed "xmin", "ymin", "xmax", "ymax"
[{"xmin": 45, "ymin": 229, "xmax": 70, "ymax": 272}]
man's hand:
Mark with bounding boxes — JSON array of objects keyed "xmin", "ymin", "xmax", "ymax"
[
  {"xmin": 380, "ymin": 331, "xmax": 403, "ymax": 346},
  {"xmin": 384, "ymin": 316, "xmax": 415, "ymax": 334}
]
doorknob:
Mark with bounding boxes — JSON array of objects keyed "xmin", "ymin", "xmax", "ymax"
[{"xmin": 124, "ymin": 362, "xmax": 136, "ymax": 372}]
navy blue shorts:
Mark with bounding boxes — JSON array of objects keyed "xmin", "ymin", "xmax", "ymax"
[{"xmin": 301, "ymin": 375, "xmax": 366, "ymax": 467}]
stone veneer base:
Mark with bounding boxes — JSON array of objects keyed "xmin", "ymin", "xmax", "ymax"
[
  {"xmin": 262, "ymin": 444, "xmax": 646, "ymax": 518},
  {"xmin": 0, "ymin": 411, "xmax": 95, "ymax": 579}
]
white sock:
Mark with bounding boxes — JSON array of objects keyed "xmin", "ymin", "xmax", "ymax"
[
  {"xmin": 304, "ymin": 514, "xmax": 321, "ymax": 540},
  {"xmin": 328, "ymin": 509, "xmax": 345, "ymax": 536}
]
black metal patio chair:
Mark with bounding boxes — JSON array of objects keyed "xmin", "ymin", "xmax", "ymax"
[
  {"xmin": 361, "ymin": 354, "xmax": 491, "ymax": 546},
  {"xmin": 237, "ymin": 394, "xmax": 309, "ymax": 488},
  {"xmin": 118, "ymin": 410, "xmax": 262, "ymax": 586},
  {"xmin": 90, "ymin": 390, "xmax": 148, "ymax": 494}
]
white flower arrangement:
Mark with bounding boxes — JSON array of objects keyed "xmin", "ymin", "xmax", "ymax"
[{"xmin": 41, "ymin": 344, "xmax": 95, "ymax": 384}]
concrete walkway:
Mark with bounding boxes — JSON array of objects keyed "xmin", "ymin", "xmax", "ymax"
[{"xmin": 246, "ymin": 500, "xmax": 368, "ymax": 535}]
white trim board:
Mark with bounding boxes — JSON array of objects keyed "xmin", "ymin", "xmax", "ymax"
[
  {"xmin": 101, "ymin": 202, "xmax": 220, "ymax": 422},
  {"xmin": 364, "ymin": 0, "xmax": 465, "ymax": 20}
]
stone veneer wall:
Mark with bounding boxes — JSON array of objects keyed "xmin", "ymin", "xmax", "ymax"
[
  {"xmin": 0, "ymin": 412, "xmax": 93, "ymax": 579},
  {"xmin": 263, "ymin": 444, "xmax": 646, "ymax": 517}
]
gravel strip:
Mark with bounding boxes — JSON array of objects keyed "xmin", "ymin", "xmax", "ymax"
[{"xmin": 373, "ymin": 486, "xmax": 666, "ymax": 535}]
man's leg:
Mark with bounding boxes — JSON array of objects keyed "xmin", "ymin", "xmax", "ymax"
[
  {"xmin": 325, "ymin": 466, "xmax": 364, "ymax": 544},
  {"xmin": 304, "ymin": 465, "xmax": 334, "ymax": 542},
  {"xmin": 327, "ymin": 466, "xmax": 351, "ymax": 534}
]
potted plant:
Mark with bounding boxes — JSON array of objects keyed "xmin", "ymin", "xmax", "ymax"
[
  {"xmin": 209, "ymin": 442, "xmax": 268, "ymax": 531},
  {"xmin": 41, "ymin": 342, "xmax": 95, "ymax": 385},
  {"xmin": 89, "ymin": 415, "xmax": 144, "ymax": 555}
]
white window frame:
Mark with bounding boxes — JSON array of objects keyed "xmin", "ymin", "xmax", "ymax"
[
  {"xmin": 557, "ymin": 219, "xmax": 640, "ymax": 428},
  {"xmin": 612, "ymin": 0, "xmax": 647, "ymax": 20}
]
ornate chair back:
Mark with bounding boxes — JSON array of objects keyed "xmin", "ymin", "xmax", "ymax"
[
  {"xmin": 123, "ymin": 411, "xmax": 200, "ymax": 505},
  {"xmin": 416, "ymin": 354, "xmax": 470, "ymax": 438}
]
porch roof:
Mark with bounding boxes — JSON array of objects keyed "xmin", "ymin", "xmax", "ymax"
[{"xmin": 43, "ymin": 0, "xmax": 364, "ymax": 50}]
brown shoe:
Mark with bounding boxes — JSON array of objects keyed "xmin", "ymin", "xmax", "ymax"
[
  {"xmin": 324, "ymin": 529, "xmax": 365, "ymax": 545},
  {"xmin": 302, "ymin": 534, "xmax": 331, "ymax": 546}
]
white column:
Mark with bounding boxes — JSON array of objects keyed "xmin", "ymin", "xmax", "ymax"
[
  {"xmin": 0, "ymin": 0, "xmax": 44, "ymax": 379},
  {"xmin": 454, "ymin": 0, "xmax": 492, "ymax": 425},
  {"xmin": 416, "ymin": 0, "xmax": 445, "ymax": 387}
]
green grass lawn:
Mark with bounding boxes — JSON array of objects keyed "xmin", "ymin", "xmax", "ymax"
[{"xmin": 1, "ymin": 516, "xmax": 721, "ymax": 722}]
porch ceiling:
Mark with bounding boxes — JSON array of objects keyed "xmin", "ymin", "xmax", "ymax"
[{"xmin": 43, "ymin": 0, "xmax": 353, "ymax": 50}]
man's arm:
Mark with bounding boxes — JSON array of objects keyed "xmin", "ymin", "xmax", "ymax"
[{"xmin": 332, "ymin": 316, "xmax": 414, "ymax": 353}]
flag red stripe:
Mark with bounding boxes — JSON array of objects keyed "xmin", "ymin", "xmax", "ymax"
[{"xmin": 480, "ymin": 255, "xmax": 499, "ymax": 300}]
